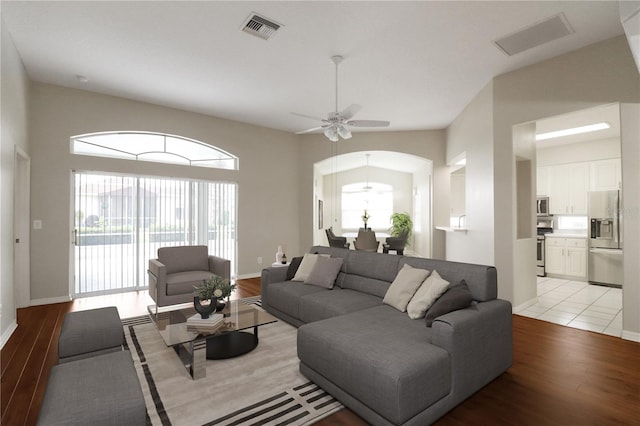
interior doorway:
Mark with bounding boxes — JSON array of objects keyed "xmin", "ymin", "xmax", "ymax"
[{"xmin": 14, "ymin": 147, "xmax": 30, "ymax": 308}]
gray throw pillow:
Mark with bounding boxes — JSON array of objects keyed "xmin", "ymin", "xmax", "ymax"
[
  {"xmin": 286, "ymin": 256, "xmax": 304, "ymax": 281},
  {"xmin": 425, "ymin": 280, "xmax": 473, "ymax": 327},
  {"xmin": 304, "ymin": 256, "xmax": 343, "ymax": 289}
]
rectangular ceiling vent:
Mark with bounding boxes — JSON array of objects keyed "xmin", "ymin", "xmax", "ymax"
[
  {"xmin": 242, "ymin": 13, "xmax": 282, "ymax": 40},
  {"xmin": 493, "ymin": 13, "xmax": 574, "ymax": 56}
]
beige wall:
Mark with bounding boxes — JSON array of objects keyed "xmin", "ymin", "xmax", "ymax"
[
  {"xmin": 491, "ymin": 35, "xmax": 640, "ymax": 334},
  {"xmin": 445, "ymin": 81, "xmax": 495, "ymax": 266},
  {"xmin": 298, "ymin": 130, "xmax": 447, "ymax": 259},
  {"xmin": 28, "ymin": 83, "xmax": 300, "ymax": 302},
  {"xmin": 1, "ymin": 19, "xmax": 31, "ymax": 343},
  {"xmin": 537, "ymin": 137, "xmax": 620, "ymax": 166}
]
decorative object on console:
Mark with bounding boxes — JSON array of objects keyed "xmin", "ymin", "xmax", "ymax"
[
  {"xmin": 276, "ymin": 245, "xmax": 286, "ymax": 264},
  {"xmin": 361, "ymin": 209, "xmax": 370, "ymax": 229},
  {"xmin": 193, "ymin": 296, "xmax": 218, "ymax": 319}
]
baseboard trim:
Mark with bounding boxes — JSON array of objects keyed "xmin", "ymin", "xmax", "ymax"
[
  {"xmin": 237, "ymin": 273, "xmax": 261, "ymax": 280},
  {"xmin": 621, "ymin": 330, "xmax": 640, "ymax": 342},
  {"xmin": 1, "ymin": 320, "xmax": 18, "ymax": 349},
  {"xmin": 512, "ymin": 297, "xmax": 538, "ymax": 314},
  {"xmin": 30, "ymin": 295, "xmax": 72, "ymax": 306}
]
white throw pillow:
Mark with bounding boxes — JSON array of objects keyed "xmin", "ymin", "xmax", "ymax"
[
  {"xmin": 383, "ymin": 264, "xmax": 431, "ymax": 312},
  {"xmin": 407, "ymin": 270, "xmax": 450, "ymax": 320},
  {"xmin": 292, "ymin": 253, "xmax": 329, "ymax": 282}
]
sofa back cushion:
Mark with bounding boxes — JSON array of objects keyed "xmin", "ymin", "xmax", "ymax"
[
  {"xmin": 399, "ymin": 257, "xmax": 497, "ymax": 302},
  {"xmin": 158, "ymin": 245, "xmax": 209, "ymax": 274}
]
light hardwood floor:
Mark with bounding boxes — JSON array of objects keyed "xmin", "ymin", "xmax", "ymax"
[{"xmin": 2, "ymin": 278, "xmax": 639, "ymax": 425}]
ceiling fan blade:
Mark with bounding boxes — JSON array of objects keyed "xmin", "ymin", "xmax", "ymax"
[
  {"xmin": 291, "ymin": 112, "xmax": 327, "ymax": 122},
  {"xmin": 339, "ymin": 104, "xmax": 362, "ymax": 120},
  {"xmin": 296, "ymin": 125, "xmax": 329, "ymax": 135},
  {"xmin": 346, "ymin": 120, "xmax": 390, "ymax": 128}
]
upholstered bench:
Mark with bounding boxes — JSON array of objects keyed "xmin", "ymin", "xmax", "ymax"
[
  {"xmin": 37, "ymin": 350, "xmax": 146, "ymax": 426},
  {"xmin": 58, "ymin": 306, "xmax": 124, "ymax": 363}
]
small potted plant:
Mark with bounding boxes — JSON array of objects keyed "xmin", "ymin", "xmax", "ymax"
[{"xmin": 193, "ymin": 276, "xmax": 224, "ymax": 319}]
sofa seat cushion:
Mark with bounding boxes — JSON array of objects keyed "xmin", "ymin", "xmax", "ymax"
[
  {"xmin": 298, "ymin": 305, "xmax": 451, "ymax": 425},
  {"xmin": 299, "ymin": 288, "xmax": 382, "ymax": 323},
  {"xmin": 268, "ymin": 281, "xmax": 327, "ymax": 320},
  {"xmin": 166, "ymin": 271, "xmax": 213, "ymax": 296},
  {"xmin": 37, "ymin": 351, "xmax": 145, "ymax": 426}
]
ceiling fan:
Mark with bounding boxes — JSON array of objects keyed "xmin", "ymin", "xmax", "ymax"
[{"xmin": 293, "ymin": 55, "xmax": 390, "ymax": 142}]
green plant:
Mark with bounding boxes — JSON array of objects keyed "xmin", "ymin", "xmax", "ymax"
[
  {"xmin": 389, "ymin": 212, "xmax": 413, "ymax": 243},
  {"xmin": 195, "ymin": 275, "xmax": 236, "ymax": 301}
]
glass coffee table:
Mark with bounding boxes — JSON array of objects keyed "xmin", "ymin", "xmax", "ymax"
[{"xmin": 148, "ymin": 300, "xmax": 277, "ymax": 380}]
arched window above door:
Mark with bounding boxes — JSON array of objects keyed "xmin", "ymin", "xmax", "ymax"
[{"xmin": 71, "ymin": 131, "xmax": 238, "ymax": 170}]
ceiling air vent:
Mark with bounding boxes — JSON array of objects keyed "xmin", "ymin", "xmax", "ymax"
[
  {"xmin": 493, "ymin": 13, "xmax": 574, "ymax": 56},
  {"xmin": 242, "ymin": 13, "xmax": 282, "ymax": 40}
]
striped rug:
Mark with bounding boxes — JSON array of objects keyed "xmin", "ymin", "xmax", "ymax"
[{"xmin": 122, "ymin": 299, "xmax": 342, "ymax": 426}]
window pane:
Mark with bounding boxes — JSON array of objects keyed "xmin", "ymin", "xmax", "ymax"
[
  {"xmin": 72, "ymin": 131, "xmax": 238, "ymax": 170},
  {"xmin": 342, "ymin": 182, "xmax": 393, "ymax": 230}
]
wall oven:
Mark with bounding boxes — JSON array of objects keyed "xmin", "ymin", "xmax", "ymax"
[
  {"xmin": 536, "ymin": 218, "xmax": 553, "ymax": 277},
  {"xmin": 536, "ymin": 236, "xmax": 545, "ymax": 277}
]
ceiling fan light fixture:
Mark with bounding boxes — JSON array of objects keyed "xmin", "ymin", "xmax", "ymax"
[
  {"xmin": 324, "ymin": 127, "xmax": 339, "ymax": 142},
  {"xmin": 337, "ymin": 125, "xmax": 352, "ymax": 140}
]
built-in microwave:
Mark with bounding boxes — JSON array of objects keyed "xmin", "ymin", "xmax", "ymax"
[{"xmin": 537, "ymin": 197, "xmax": 550, "ymax": 216}]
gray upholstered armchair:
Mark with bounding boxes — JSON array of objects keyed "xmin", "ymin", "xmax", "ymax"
[
  {"xmin": 325, "ymin": 227, "xmax": 349, "ymax": 249},
  {"xmin": 148, "ymin": 245, "xmax": 230, "ymax": 308},
  {"xmin": 353, "ymin": 228, "xmax": 379, "ymax": 252},
  {"xmin": 383, "ymin": 228, "xmax": 409, "ymax": 255}
]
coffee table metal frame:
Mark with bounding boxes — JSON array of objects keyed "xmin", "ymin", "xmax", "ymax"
[{"xmin": 148, "ymin": 300, "xmax": 277, "ymax": 380}]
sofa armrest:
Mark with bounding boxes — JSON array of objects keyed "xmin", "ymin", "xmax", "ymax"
[
  {"xmin": 208, "ymin": 255, "xmax": 231, "ymax": 280},
  {"xmin": 148, "ymin": 259, "xmax": 166, "ymax": 303},
  {"xmin": 431, "ymin": 299, "xmax": 512, "ymax": 401},
  {"xmin": 260, "ymin": 266, "xmax": 289, "ymax": 307}
]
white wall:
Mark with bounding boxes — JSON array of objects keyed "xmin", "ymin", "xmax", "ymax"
[
  {"xmin": 1, "ymin": 19, "xmax": 30, "ymax": 345},
  {"xmin": 298, "ymin": 130, "xmax": 447, "ymax": 259},
  {"xmin": 28, "ymin": 83, "xmax": 300, "ymax": 302},
  {"xmin": 537, "ymin": 137, "xmax": 621, "ymax": 166},
  {"xmin": 445, "ymin": 81, "xmax": 495, "ymax": 266},
  {"xmin": 620, "ymin": 103, "xmax": 640, "ymax": 341},
  {"xmin": 490, "ymin": 35, "xmax": 640, "ymax": 334},
  {"xmin": 412, "ymin": 161, "xmax": 433, "ymax": 258}
]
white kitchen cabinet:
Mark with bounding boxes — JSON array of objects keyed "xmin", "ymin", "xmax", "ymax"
[
  {"xmin": 590, "ymin": 159, "xmax": 621, "ymax": 191},
  {"xmin": 536, "ymin": 166, "xmax": 550, "ymax": 196},
  {"xmin": 548, "ymin": 163, "xmax": 589, "ymax": 215},
  {"xmin": 545, "ymin": 237, "xmax": 587, "ymax": 279}
]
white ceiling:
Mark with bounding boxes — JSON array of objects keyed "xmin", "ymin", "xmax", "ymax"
[{"xmin": 1, "ymin": 1, "xmax": 627, "ymax": 136}]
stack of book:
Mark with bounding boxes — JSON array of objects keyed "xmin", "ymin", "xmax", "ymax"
[{"xmin": 186, "ymin": 313, "xmax": 223, "ymax": 332}]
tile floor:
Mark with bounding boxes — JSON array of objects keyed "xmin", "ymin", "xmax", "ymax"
[{"xmin": 518, "ymin": 276, "xmax": 623, "ymax": 337}]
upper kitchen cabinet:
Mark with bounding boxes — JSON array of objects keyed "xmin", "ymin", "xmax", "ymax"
[
  {"xmin": 548, "ymin": 162, "xmax": 589, "ymax": 215},
  {"xmin": 537, "ymin": 166, "xmax": 550, "ymax": 197},
  {"xmin": 590, "ymin": 158, "xmax": 621, "ymax": 191}
]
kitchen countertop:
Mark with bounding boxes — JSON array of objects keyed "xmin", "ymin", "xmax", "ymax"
[{"xmin": 545, "ymin": 232, "xmax": 587, "ymax": 238}]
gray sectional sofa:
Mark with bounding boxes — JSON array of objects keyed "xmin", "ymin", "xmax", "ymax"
[{"xmin": 260, "ymin": 246, "xmax": 512, "ymax": 426}]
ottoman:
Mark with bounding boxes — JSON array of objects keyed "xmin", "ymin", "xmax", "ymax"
[
  {"xmin": 58, "ymin": 306, "xmax": 124, "ymax": 363},
  {"xmin": 37, "ymin": 350, "xmax": 146, "ymax": 426}
]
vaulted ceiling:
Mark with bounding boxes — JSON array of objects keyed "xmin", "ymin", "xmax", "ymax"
[{"xmin": 1, "ymin": 1, "xmax": 627, "ymax": 135}]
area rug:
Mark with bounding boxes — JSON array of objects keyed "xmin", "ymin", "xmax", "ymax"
[{"xmin": 122, "ymin": 299, "xmax": 342, "ymax": 426}]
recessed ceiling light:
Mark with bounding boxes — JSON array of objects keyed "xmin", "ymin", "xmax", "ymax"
[
  {"xmin": 76, "ymin": 75, "xmax": 89, "ymax": 83},
  {"xmin": 535, "ymin": 122, "xmax": 611, "ymax": 141}
]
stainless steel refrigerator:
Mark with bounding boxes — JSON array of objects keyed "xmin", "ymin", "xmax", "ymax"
[{"xmin": 588, "ymin": 190, "xmax": 623, "ymax": 287}]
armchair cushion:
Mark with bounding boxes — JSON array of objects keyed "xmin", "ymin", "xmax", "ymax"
[
  {"xmin": 158, "ymin": 245, "xmax": 208, "ymax": 274},
  {"xmin": 165, "ymin": 271, "xmax": 214, "ymax": 296}
]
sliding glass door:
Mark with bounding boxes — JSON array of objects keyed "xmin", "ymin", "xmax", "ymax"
[{"xmin": 73, "ymin": 172, "xmax": 236, "ymax": 297}]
